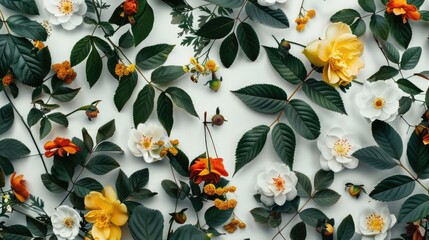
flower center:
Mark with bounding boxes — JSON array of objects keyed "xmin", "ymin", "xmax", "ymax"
[
  {"xmin": 58, "ymin": 0, "xmax": 73, "ymax": 15},
  {"xmin": 373, "ymin": 97, "xmax": 385, "ymax": 109},
  {"xmin": 140, "ymin": 136, "xmax": 153, "ymax": 150},
  {"xmin": 63, "ymin": 217, "xmax": 74, "ymax": 228},
  {"xmin": 94, "ymin": 210, "xmax": 111, "ymax": 229},
  {"xmin": 272, "ymin": 175, "xmax": 286, "ymax": 192},
  {"xmin": 366, "ymin": 213, "xmax": 385, "ymax": 233},
  {"xmin": 329, "ymin": 51, "xmax": 348, "ymax": 71},
  {"xmin": 333, "ymin": 139, "xmax": 351, "ymax": 157}
]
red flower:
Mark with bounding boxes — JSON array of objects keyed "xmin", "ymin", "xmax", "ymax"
[
  {"xmin": 44, "ymin": 137, "xmax": 80, "ymax": 158},
  {"xmin": 190, "ymin": 157, "xmax": 228, "ymax": 184},
  {"xmin": 123, "ymin": 0, "xmax": 138, "ymax": 15},
  {"xmin": 386, "ymin": 0, "xmax": 421, "ymax": 23},
  {"xmin": 10, "ymin": 172, "xmax": 30, "ymax": 202}
]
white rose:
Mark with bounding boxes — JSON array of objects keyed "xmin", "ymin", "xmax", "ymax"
[
  {"xmin": 45, "ymin": 0, "xmax": 87, "ymax": 30},
  {"xmin": 128, "ymin": 123, "xmax": 170, "ymax": 163},
  {"xmin": 358, "ymin": 206, "xmax": 396, "ymax": 240},
  {"xmin": 257, "ymin": 0, "xmax": 287, "ymax": 9},
  {"xmin": 51, "ymin": 205, "xmax": 82, "ymax": 240}
]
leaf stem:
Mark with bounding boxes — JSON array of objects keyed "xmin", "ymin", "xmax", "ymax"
[
  {"xmin": 4, "ymin": 91, "xmax": 48, "ymax": 173},
  {"xmin": 0, "ymin": 10, "xmax": 10, "ymax": 34},
  {"xmin": 399, "ymin": 163, "xmax": 429, "ymax": 193}
]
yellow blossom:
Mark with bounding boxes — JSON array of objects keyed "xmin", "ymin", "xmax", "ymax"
[
  {"xmin": 307, "ymin": 9, "xmax": 316, "ymax": 18},
  {"xmin": 296, "ymin": 23, "xmax": 306, "ymax": 32},
  {"xmin": 33, "ymin": 40, "xmax": 45, "ymax": 50},
  {"xmin": 205, "ymin": 60, "xmax": 219, "ymax": 72},
  {"xmin": 204, "ymin": 184, "xmax": 216, "ymax": 195},
  {"xmin": 168, "ymin": 147, "xmax": 178, "ymax": 156},
  {"xmin": 195, "ymin": 64, "xmax": 205, "ymax": 73},
  {"xmin": 190, "ymin": 57, "xmax": 198, "ymax": 65},
  {"xmin": 183, "ymin": 65, "xmax": 190, "ymax": 73}
]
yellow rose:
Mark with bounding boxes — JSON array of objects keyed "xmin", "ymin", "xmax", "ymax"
[
  {"xmin": 84, "ymin": 186, "xmax": 128, "ymax": 240},
  {"xmin": 303, "ymin": 22, "xmax": 364, "ymax": 86}
]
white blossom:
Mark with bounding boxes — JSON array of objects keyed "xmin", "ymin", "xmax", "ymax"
[
  {"xmin": 45, "ymin": 0, "xmax": 87, "ymax": 30},
  {"xmin": 51, "ymin": 205, "xmax": 81, "ymax": 240}
]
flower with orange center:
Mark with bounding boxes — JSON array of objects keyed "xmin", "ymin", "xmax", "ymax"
[
  {"xmin": 123, "ymin": 0, "xmax": 138, "ymax": 15},
  {"xmin": 2, "ymin": 74, "xmax": 13, "ymax": 86},
  {"xmin": 44, "ymin": 137, "xmax": 80, "ymax": 158},
  {"xmin": 84, "ymin": 186, "xmax": 128, "ymax": 240},
  {"xmin": 386, "ymin": 0, "xmax": 421, "ymax": 23},
  {"xmin": 10, "ymin": 172, "xmax": 30, "ymax": 202},
  {"xmin": 190, "ymin": 157, "xmax": 229, "ymax": 184}
]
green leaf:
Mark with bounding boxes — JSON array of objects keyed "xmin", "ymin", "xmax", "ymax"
[
  {"xmin": 245, "ymin": 0, "xmax": 289, "ymax": 28},
  {"xmin": 370, "ymin": 175, "xmax": 415, "ymax": 201},
  {"xmin": 337, "ymin": 215, "xmax": 355, "ymax": 240},
  {"xmin": 219, "ymin": 33, "xmax": 239, "ymax": 68},
  {"xmin": 119, "ymin": 30, "xmax": 135, "ymax": 48},
  {"xmin": 204, "ymin": 206, "xmax": 233, "ymax": 227},
  {"xmin": 132, "ymin": 189, "xmax": 157, "ymax": 200},
  {"xmin": 26, "ymin": 215, "xmax": 47, "ymax": 237},
  {"xmin": 86, "ymin": 155, "xmax": 120, "ymax": 175},
  {"xmin": 47, "ymin": 112, "xmax": 68, "ymax": 127},
  {"xmin": 116, "ymin": 170, "xmax": 132, "ymax": 201},
  {"xmin": 133, "ymin": 84, "xmax": 155, "ymax": 127},
  {"xmin": 314, "ymin": 170, "xmax": 334, "ymax": 190},
  {"xmin": 6, "ymin": 15, "xmax": 47, "ymax": 41},
  {"xmin": 290, "ymin": 222, "xmax": 306, "ymax": 240},
  {"xmin": 41, "ymin": 173, "xmax": 68, "ymax": 193},
  {"xmin": 151, "ymin": 66, "xmax": 185, "ymax": 84},
  {"xmin": 236, "ymin": 22, "xmax": 260, "ymax": 61},
  {"xmin": 397, "ymin": 78, "xmax": 422, "ymax": 95},
  {"xmin": 330, "ymin": 9, "xmax": 360, "ymax": 25},
  {"xmin": 399, "ymin": 194, "xmax": 429, "ymax": 222},
  {"xmin": 370, "ymin": 15, "xmax": 389, "ymax": 40},
  {"xmin": 3, "ymin": 225, "xmax": 33, "ymax": 239},
  {"xmin": 70, "ymin": 35, "xmax": 92, "ymax": 66},
  {"xmin": 232, "ymin": 84, "xmax": 287, "ymax": 114},
  {"xmin": 367, "ymin": 65, "xmax": 399, "ymax": 81},
  {"xmin": 92, "ymin": 36, "xmax": 112, "ymax": 56},
  {"xmin": 407, "ymin": 132, "xmax": 429, "ymax": 179},
  {"xmin": 51, "ymin": 87, "xmax": 81, "ymax": 102},
  {"xmin": 421, "ymin": 10, "xmax": 429, "ymax": 21},
  {"xmin": 302, "ymin": 79, "xmax": 347, "ymax": 114},
  {"xmin": 129, "ymin": 205, "xmax": 163, "ymax": 240},
  {"xmin": 358, "ymin": 0, "xmax": 376, "ymax": 12},
  {"xmin": 86, "ymin": 48, "xmax": 103, "ymax": 88},
  {"xmin": 408, "ymin": 0, "xmax": 424, "ymax": 7},
  {"xmin": 157, "ymin": 93, "xmax": 174, "ymax": 136},
  {"xmin": 204, "ymin": 0, "xmax": 244, "ymax": 8},
  {"xmin": 350, "ymin": 18, "xmax": 366, "ymax": 37},
  {"xmin": 136, "ymin": 44, "xmax": 175, "ymax": 70},
  {"xmin": 234, "ymin": 125, "xmax": 270, "ymax": 174},
  {"xmin": 196, "ymin": 17, "xmax": 234, "ymax": 39},
  {"xmin": 299, "ymin": 208, "xmax": 327, "ymax": 227},
  {"xmin": 0, "ymin": 139, "xmax": 29, "ymax": 160},
  {"xmin": 132, "ymin": 3, "xmax": 154, "ymax": 46},
  {"xmin": 170, "ymin": 225, "xmax": 209, "ymax": 240},
  {"xmin": 284, "ymin": 99, "xmax": 320, "ymax": 140},
  {"xmin": 379, "ymin": 39, "xmax": 400, "ymax": 64},
  {"xmin": 313, "ymin": 189, "xmax": 341, "ymax": 207},
  {"xmin": 352, "ymin": 146, "xmax": 398, "ymax": 170},
  {"xmin": 0, "ymin": 103, "xmax": 14, "ymax": 135},
  {"xmin": 398, "ymin": 96, "xmax": 412, "ymax": 115},
  {"xmin": 82, "ymin": 128, "xmax": 94, "ymax": 151},
  {"xmin": 130, "ymin": 168, "xmax": 149, "ymax": 190},
  {"xmin": 372, "ymin": 120, "xmax": 403, "ymax": 160},
  {"xmin": 0, "ymin": 0, "xmax": 38, "ymax": 15},
  {"xmin": 74, "ymin": 177, "xmax": 103, "ymax": 198},
  {"xmin": 95, "ymin": 141, "xmax": 123, "ymax": 152},
  {"xmin": 114, "ymin": 72, "xmax": 138, "ymax": 111},
  {"xmin": 385, "ymin": 12, "xmax": 411, "ymax": 49},
  {"xmin": 99, "ymin": 22, "xmax": 114, "ymax": 36},
  {"xmin": 161, "ymin": 180, "xmax": 187, "ymax": 200},
  {"xmin": 272, "ymin": 123, "xmax": 295, "ymax": 168},
  {"xmin": 96, "ymin": 120, "xmax": 116, "ymax": 144},
  {"xmin": 39, "ymin": 117, "xmax": 52, "ymax": 139},
  {"xmin": 401, "ymin": 47, "xmax": 422, "ymax": 70},
  {"xmin": 250, "ymin": 207, "xmax": 270, "ymax": 224},
  {"xmin": 168, "ymin": 150, "xmax": 190, "ymax": 177},
  {"xmin": 264, "ymin": 47, "xmax": 306, "ymax": 85},
  {"xmin": 166, "ymin": 87, "xmax": 199, "ymax": 118},
  {"xmin": 295, "ymin": 171, "xmax": 312, "ymax": 197}
]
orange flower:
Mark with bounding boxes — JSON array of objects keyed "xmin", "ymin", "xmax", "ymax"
[
  {"xmin": 44, "ymin": 137, "xmax": 80, "ymax": 158},
  {"xmin": 2, "ymin": 74, "xmax": 13, "ymax": 86},
  {"xmin": 190, "ymin": 157, "xmax": 228, "ymax": 184},
  {"xmin": 10, "ymin": 172, "xmax": 30, "ymax": 202},
  {"xmin": 123, "ymin": 0, "xmax": 138, "ymax": 15},
  {"xmin": 52, "ymin": 61, "xmax": 77, "ymax": 84},
  {"xmin": 386, "ymin": 0, "xmax": 421, "ymax": 23}
]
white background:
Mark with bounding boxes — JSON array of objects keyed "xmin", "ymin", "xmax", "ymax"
[{"xmin": 2, "ymin": 0, "xmax": 429, "ymax": 239}]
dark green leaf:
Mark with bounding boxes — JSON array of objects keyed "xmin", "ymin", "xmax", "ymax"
[
  {"xmin": 92, "ymin": 36, "xmax": 112, "ymax": 55},
  {"xmin": 295, "ymin": 171, "xmax": 312, "ymax": 197},
  {"xmin": 132, "ymin": 3, "xmax": 154, "ymax": 46},
  {"xmin": 7, "ymin": 15, "xmax": 47, "ymax": 41},
  {"xmin": 367, "ymin": 65, "xmax": 399, "ymax": 81},
  {"xmin": 0, "ymin": 103, "xmax": 14, "ymax": 135},
  {"xmin": 168, "ymin": 149, "xmax": 190, "ymax": 177},
  {"xmin": 370, "ymin": 175, "xmax": 415, "ymax": 201},
  {"xmin": 136, "ymin": 44, "xmax": 175, "ymax": 70},
  {"xmin": 3, "ymin": 224, "xmax": 33, "ymax": 239},
  {"xmin": 399, "ymin": 194, "xmax": 429, "ymax": 222},
  {"xmin": 196, "ymin": 17, "xmax": 234, "ymax": 39},
  {"xmin": 95, "ymin": 141, "xmax": 123, "ymax": 152},
  {"xmin": 205, "ymin": 207, "xmax": 233, "ymax": 227},
  {"xmin": 0, "ymin": 157, "xmax": 14, "ymax": 175},
  {"xmin": 264, "ymin": 47, "xmax": 306, "ymax": 85},
  {"xmin": 86, "ymin": 155, "xmax": 120, "ymax": 175},
  {"xmin": 401, "ymin": 47, "xmax": 422, "ymax": 70},
  {"xmin": 114, "ymin": 72, "xmax": 138, "ymax": 111},
  {"xmin": 129, "ymin": 205, "xmax": 164, "ymax": 240},
  {"xmin": 284, "ymin": 99, "xmax": 320, "ymax": 140},
  {"xmin": 130, "ymin": 168, "xmax": 149, "ymax": 190},
  {"xmin": 41, "ymin": 173, "xmax": 68, "ymax": 193},
  {"xmin": 408, "ymin": 0, "xmax": 423, "ymax": 7},
  {"xmin": 350, "ymin": 18, "xmax": 366, "ymax": 37},
  {"xmin": 86, "ymin": 48, "xmax": 103, "ymax": 88},
  {"xmin": 170, "ymin": 225, "xmax": 209, "ymax": 240},
  {"xmin": 398, "ymin": 97, "xmax": 412, "ymax": 115},
  {"xmin": 234, "ymin": 125, "xmax": 270, "ymax": 174},
  {"xmin": 232, "ymin": 84, "xmax": 287, "ymax": 114},
  {"xmin": 0, "ymin": 139, "xmax": 30, "ymax": 159},
  {"xmin": 51, "ymin": 87, "xmax": 81, "ymax": 102},
  {"xmin": 290, "ymin": 222, "xmax": 306, "ymax": 240},
  {"xmin": 157, "ymin": 93, "xmax": 174, "ymax": 136},
  {"xmin": 407, "ymin": 132, "xmax": 429, "ymax": 179},
  {"xmin": 370, "ymin": 15, "xmax": 389, "ymax": 40},
  {"xmin": 26, "ymin": 215, "xmax": 47, "ymax": 237},
  {"xmin": 69, "ymin": 192, "xmax": 85, "ymax": 210},
  {"xmin": 82, "ymin": 128, "xmax": 94, "ymax": 151},
  {"xmin": 421, "ymin": 10, "xmax": 429, "ymax": 21},
  {"xmin": 330, "ymin": 9, "xmax": 360, "ymax": 25},
  {"xmin": 313, "ymin": 189, "xmax": 341, "ymax": 207},
  {"xmin": 151, "ymin": 66, "xmax": 185, "ymax": 84},
  {"xmin": 236, "ymin": 22, "xmax": 260, "ymax": 61},
  {"xmin": 74, "ymin": 177, "xmax": 103, "ymax": 198},
  {"xmin": 132, "ymin": 188, "xmax": 157, "ymax": 200},
  {"xmin": 314, "ymin": 170, "xmax": 334, "ymax": 190},
  {"xmin": 302, "ymin": 79, "xmax": 347, "ymax": 114},
  {"xmin": 204, "ymin": 0, "xmax": 244, "ymax": 8},
  {"xmin": 133, "ymin": 84, "xmax": 155, "ymax": 127},
  {"xmin": 0, "ymin": 0, "xmax": 39, "ymax": 15},
  {"xmin": 250, "ymin": 207, "xmax": 270, "ymax": 224},
  {"xmin": 379, "ymin": 39, "xmax": 400, "ymax": 64},
  {"xmin": 272, "ymin": 123, "xmax": 295, "ymax": 168},
  {"xmin": 219, "ymin": 33, "xmax": 238, "ymax": 68},
  {"xmin": 245, "ymin": 0, "xmax": 289, "ymax": 28},
  {"xmin": 116, "ymin": 170, "xmax": 132, "ymax": 201},
  {"xmin": 358, "ymin": 0, "xmax": 376, "ymax": 12},
  {"xmin": 352, "ymin": 146, "xmax": 398, "ymax": 169},
  {"xmin": 161, "ymin": 179, "xmax": 181, "ymax": 199},
  {"xmin": 99, "ymin": 22, "xmax": 114, "ymax": 36},
  {"xmin": 337, "ymin": 215, "xmax": 355, "ymax": 240},
  {"xmin": 397, "ymin": 78, "xmax": 423, "ymax": 95},
  {"xmin": 372, "ymin": 120, "xmax": 403, "ymax": 160},
  {"xmin": 166, "ymin": 87, "xmax": 199, "ymax": 118},
  {"xmin": 70, "ymin": 35, "xmax": 91, "ymax": 66},
  {"xmin": 96, "ymin": 119, "xmax": 116, "ymax": 144},
  {"xmin": 385, "ymin": 12, "xmax": 411, "ymax": 49},
  {"xmin": 119, "ymin": 30, "xmax": 135, "ymax": 48},
  {"xmin": 299, "ymin": 208, "xmax": 327, "ymax": 227},
  {"xmin": 47, "ymin": 112, "xmax": 68, "ymax": 127}
]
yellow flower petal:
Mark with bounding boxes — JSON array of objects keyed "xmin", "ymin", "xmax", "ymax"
[
  {"xmin": 103, "ymin": 185, "xmax": 118, "ymax": 203},
  {"xmin": 326, "ymin": 22, "xmax": 352, "ymax": 41},
  {"xmin": 92, "ymin": 225, "xmax": 110, "ymax": 240},
  {"xmin": 303, "ymin": 40, "xmax": 326, "ymax": 67},
  {"xmin": 110, "ymin": 202, "xmax": 129, "ymax": 226},
  {"xmin": 108, "ymin": 225, "xmax": 122, "ymax": 240},
  {"xmin": 317, "ymin": 40, "xmax": 333, "ymax": 63}
]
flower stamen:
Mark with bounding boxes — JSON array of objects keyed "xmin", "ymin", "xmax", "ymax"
[
  {"xmin": 58, "ymin": 0, "xmax": 73, "ymax": 15},
  {"xmin": 373, "ymin": 98, "xmax": 385, "ymax": 109},
  {"xmin": 366, "ymin": 213, "xmax": 385, "ymax": 232},
  {"xmin": 272, "ymin": 175, "xmax": 286, "ymax": 192},
  {"xmin": 333, "ymin": 139, "xmax": 351, "ymax": 157}
]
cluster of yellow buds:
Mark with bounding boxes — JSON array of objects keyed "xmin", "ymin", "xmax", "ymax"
[
  {"xmin": 115, "ymin": 63, "xmax": 136, "ymax": 78},
  {"xmin": 183, "ymin": 57, "xmax": 220, "ymax": 85},
  {"xmin": 224, "ymin": 218, "xmax": 246, "ymax": 233},
  {"xmin": 52, "ymin": 61, "xmax": 77, "ymax": 84},
  {"xmin": 160, "ymin": 139, "xmax": 180, "ymax": 157},
  {"xmin": 33, "ymin": 40, "xmax": 45, "ymax": 51},
  {"xmin": 204, "ymin": 184, "xmax": 236, "ymax": 196},
  {"xmin": 213, "ymin": 198, "xmax": 237, "ymax": 210},
  {"xmin": 295, "ymin": 9, "xmax": 316, "ymax": 32}
]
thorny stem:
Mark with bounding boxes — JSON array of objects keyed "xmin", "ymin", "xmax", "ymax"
[
  {"xmin": 4, "ymin": 91, "xmax": 49, "ymax": 173},
  {"xmin": 0, "ymin": 10, "xmax": 10, "ymax": 34}
]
